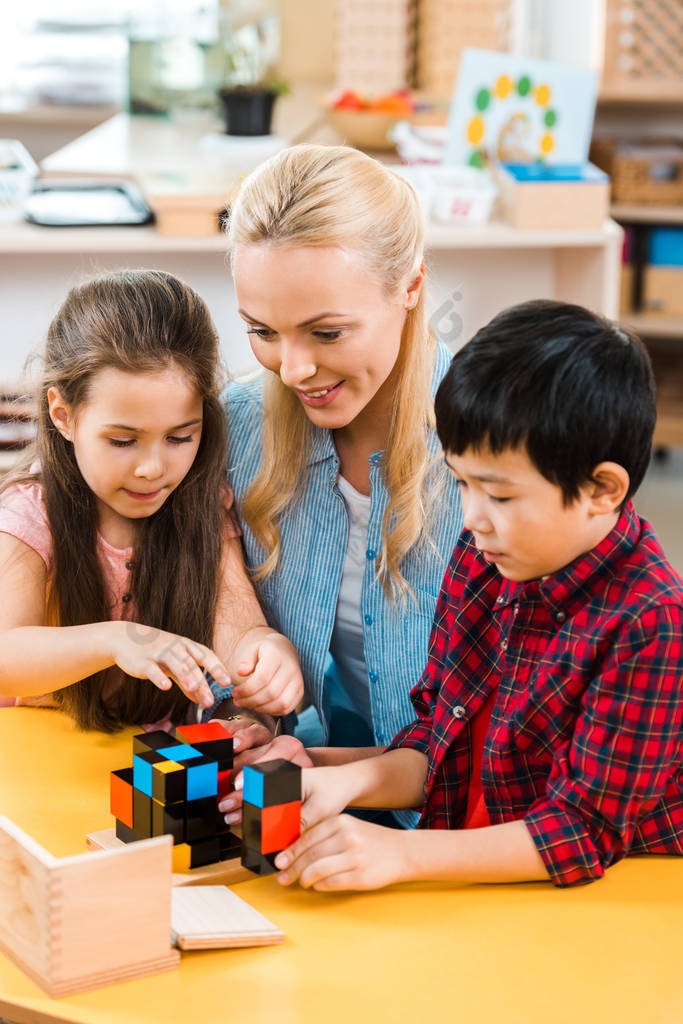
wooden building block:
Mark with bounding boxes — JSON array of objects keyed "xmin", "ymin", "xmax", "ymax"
[{"xmin": 0, "ymin": 817, "xmax": 179, "ymax": 998}]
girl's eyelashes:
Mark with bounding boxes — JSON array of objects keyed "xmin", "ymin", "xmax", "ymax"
[
  {"xmin": 108, "ymin": 435, "xmax": 194, "ymax": 448},
  {"xmin": 246, "ymin": 327, "xmax": 274, "ymax": 339}
]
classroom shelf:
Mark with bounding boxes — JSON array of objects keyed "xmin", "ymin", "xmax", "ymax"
[
  {"xmin": 621, "ymin": 314, "xmax": 683, "ymax": 339},
  {"xmin": 611, "ymin": 205, "xmax": 683, "ymax": 226}
]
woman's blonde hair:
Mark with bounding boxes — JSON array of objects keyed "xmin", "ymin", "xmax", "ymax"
[{"xmin": 226, "ymin": 144, "xmax": 440, "ymax": 597}]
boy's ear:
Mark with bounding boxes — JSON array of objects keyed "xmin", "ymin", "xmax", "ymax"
[
  {"xmin": 586, "ymin": 461, "xmax": 630, "ymax": 513},
  {"xmin": 404, "ymin": 261, "xmax": 426, "ymax": 311},
  {"xmin": 47, "ymin": 387, "xmax": 74, "ymax": 442}
]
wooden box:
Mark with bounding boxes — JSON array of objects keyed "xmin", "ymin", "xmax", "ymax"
[
  {"xmin": 643, "ymin": 265, "xmax": 683, "ymax": 317},
  {"xmin": 0, "ymin": 818, "xmax": 179, "ymax": 997},
  {"xmin": 496, "ymin": 162, "xmax": 610, "ymax": 230}
]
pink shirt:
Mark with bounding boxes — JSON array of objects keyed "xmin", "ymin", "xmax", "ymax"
[{"xmin": 0, "ymin": 476, "xmax": 240, "ymax": 724}]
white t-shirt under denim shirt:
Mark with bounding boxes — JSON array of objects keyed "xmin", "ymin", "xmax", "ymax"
[
  {"xmin": 326, "ymin": 474, "xmax": 374, "ymax": 747},
  {"xmin": 220, "ymin": 343, "xmax": 463, "ymax": 829}
]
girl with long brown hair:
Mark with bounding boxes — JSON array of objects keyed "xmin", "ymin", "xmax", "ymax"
[{"xmin": 0, "ymin": 269, "xmax": 302, "ymax": 732}]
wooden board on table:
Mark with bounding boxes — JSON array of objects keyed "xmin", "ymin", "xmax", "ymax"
[
  {"xmin": 171, "ymin": 886, "xmax": 284, "ymax": 950},
  {"xmin": 86, "ymin": 827, "xmax": 253, "ymax": 886},
  {"xmin": 0, "ymin": 817, "xmax": 179, "ymax": 998}
]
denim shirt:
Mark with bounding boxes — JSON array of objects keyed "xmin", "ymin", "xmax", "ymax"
[{"xmin": 221, "ymin": 343, "xmax": 462, "ymax": 754}]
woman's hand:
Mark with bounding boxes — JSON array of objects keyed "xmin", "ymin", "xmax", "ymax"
[
  {"xmin": 218, "ymin": 733, "xmax": 313, "ymax": 824},
  {"xmin": 274, "ymin": 814, "xmax": 409, "ymax": 892},
  {"xmin": 109, "ymin": 621, "xmax": 231, "ymax": 709},
  {"xmin": 229, "ymin": 628, "xmax": 304, "ymax": 716}
]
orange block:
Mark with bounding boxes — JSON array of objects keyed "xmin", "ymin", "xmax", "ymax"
[{"xmin": 110, "ymin": 768, "xmax": 134, "ymax": 830}]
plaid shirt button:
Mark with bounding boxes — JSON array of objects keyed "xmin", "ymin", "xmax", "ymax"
[
  {"xmin": 500, "ymin": 638, "xmax": 508, "ymax": 650},
  {"xmin": 452, "ymin": 705, "xmax": 466, "ymax": 719},
  {"xmin": 556, "ymin": 611, "xmax": 566, "ymax": 622}
]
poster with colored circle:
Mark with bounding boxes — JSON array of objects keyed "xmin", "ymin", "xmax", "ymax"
[{"xmin": 445, "ymin": 49, "xmax": 598, "ymax": 168}]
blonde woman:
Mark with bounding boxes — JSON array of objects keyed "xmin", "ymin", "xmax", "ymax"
[{"xmin": 216, "ymin": 145, "xmax": 462, "ymax": 827}]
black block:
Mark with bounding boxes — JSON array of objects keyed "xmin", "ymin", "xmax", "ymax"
[
  {"xmin": 115, "ymin": 819, "xmax": 140, "ymax": 843},
  {"xmin": 241, "ymin": 841, "xmax": 278, "ymax": 875},
  {"xmin": 151, "ymin": 798, "xmax": 185, "ymax": 843},
  {"xmin": 132, "ymin": 788, "xmax": 152, "ymax": 839},
  {"xmin": 185, "ymin": 795, "xmax": 218, "ymax": 842},
  {"xmin": 132, "ymin": 730, "xmax": 181, "ymax": 755}
]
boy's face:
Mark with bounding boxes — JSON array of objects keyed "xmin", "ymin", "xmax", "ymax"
[{"xmin": 445, "ymin": 445, "xmax": 616, "ymax": 582}]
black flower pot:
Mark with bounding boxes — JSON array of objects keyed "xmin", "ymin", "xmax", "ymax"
[{"xmin": 218, "ymin": 87, "xmax": 277, "ymax": 136}]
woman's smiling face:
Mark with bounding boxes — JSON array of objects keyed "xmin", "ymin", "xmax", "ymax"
[{"xmin": 233, "ymin": 243, "xmax": 416, "ymax": 430}]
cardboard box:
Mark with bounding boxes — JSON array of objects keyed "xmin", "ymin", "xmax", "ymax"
[{"xmin": 496, "ymin": 162, "xmax": 610, "ymax": 230}]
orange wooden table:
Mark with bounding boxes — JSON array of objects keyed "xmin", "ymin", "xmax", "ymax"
[{"xmin": 0, "ymin": 709, "xmax": 680, "ymax": 1024}]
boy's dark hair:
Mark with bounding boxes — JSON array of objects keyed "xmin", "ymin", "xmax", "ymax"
[{"xmin": 435, "ymin": 299, "xmax": 656, "ymax": 505}]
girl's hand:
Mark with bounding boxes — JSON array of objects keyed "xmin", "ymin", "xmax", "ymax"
[
  {"xmin": 218, "ymin": 734, "xmax": 313, "ymax": 825},
  {"xmin": 230, "ymin": 629, "xmax": 304, "ymax": 716},
  {"xmin": 110, "ymin": 621, "xmax": 231, "ymax": 709},
  {"xmin": 274, "ymin": 815, "xmax": 409, "ymax": 892}
]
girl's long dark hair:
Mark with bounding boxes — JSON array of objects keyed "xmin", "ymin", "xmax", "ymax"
[{"xmin": 2, "ymin": 270, "xmax": 229, "ymax": 731}]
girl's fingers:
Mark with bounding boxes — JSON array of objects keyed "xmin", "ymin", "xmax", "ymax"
[
  {"xmin": 161, "ymin": 648, "xmax": 213, "ymax": 707},
  {"xmin": 186, "ymin": 643, "xmax": 232, "ymax": 688},
  {"xmin": 145, "ymin": 663, "xmax": 174, "ymax": 692}
]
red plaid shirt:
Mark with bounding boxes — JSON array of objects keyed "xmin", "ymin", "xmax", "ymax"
[{"xmin": 389, "ymin": 502, "xmax": 683, "ymax": 886}]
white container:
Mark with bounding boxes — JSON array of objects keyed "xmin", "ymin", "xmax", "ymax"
[
  {"xmin": 0, "ymin": 141, "xmax": 39, "ymax": 224},
  {"xmin": 430, "ymin": 165, "xmax": 497, "ymax": 226}
]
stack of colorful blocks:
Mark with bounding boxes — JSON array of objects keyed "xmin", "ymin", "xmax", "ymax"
[
  {"xmin": 241, "ymin": 759, "xmax": 302, "ymax": 875},
  {"xmin": 109, "ymin": 722, "xmax": 239, "ymax": 871},
  {"xmin": 110, "ymin": 725, "xmax": 303, "ymax": 876}
]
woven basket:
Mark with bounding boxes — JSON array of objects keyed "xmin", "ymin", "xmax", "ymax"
[{"xmin": 591, "ymin": 138, "xmax": 683, "ymax": 205}]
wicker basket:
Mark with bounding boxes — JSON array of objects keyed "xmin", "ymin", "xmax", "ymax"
[
  {"xmin": 590, "ymin": 138, "xmax": 683, "ymax": 205},
  {"xmin": 602, "ymin": 0, "xmax": 683, "ymax": 102}
]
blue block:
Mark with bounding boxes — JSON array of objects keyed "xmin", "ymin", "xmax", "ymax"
[
  {"xmin": 157, "ymin": 744, "xmax": 202, "ymax": 763},
  {"xmin": 648, "ymin": 227, "xmax": 683, "ymax": 267},
  {"xmin": 243, "ymin": 765, "xmax": 264, "ymax": 808},
  {"xmin": 133, "ymin": 754, "xmax": 155, "ymax": 797},
  {"xmin": 186, "ymin": 759, "xmax": 218, "ymax": 801}
]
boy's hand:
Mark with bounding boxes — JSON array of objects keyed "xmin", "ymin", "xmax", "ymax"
[
  {"xmin": 230, "ymin": 629, "xmax": 304, "ymax": 716},
  {"xmin": 110, "ymin": 621, "xmax": 230, "ymax": 709},
  {"xmin": 274, "ymin": 815, "xmax": 409, "ymax": 892},
  {"xmin": 218, "ymin": 734, "xmax": 313, "ymax": 824}
]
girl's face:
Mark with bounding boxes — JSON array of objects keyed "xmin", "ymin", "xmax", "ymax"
[
  {"xmin": 48, "ymin": 364, "xmax": 203, "ymax": 547},
  {"xmin": 233, "ymin": 244, "xmax": 423, "ymax": 432}
]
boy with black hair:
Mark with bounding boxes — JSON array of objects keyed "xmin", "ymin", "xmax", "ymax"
[{"xmin": 272, "ymin": 299, "xmax": 683, "ymax": 891}]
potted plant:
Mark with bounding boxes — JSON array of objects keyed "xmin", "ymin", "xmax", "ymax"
[{"xmin": 217, "ymin": 1, "xmax": 288, "ymax": 136}]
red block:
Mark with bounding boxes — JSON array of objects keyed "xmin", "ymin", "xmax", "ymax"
[
  {"xmin": 261, "ymin": 800, "xmax": 301, "ymax": 855},
  {"xmin": 175, "ymin": 722, "xmax": 229, "ymax": 744},
  {"xmin": 110, "ymin": 768, "xmax": 134, "ymax": 830},
  {"xmin": 217, "ymin": 767, "xmax": 233, "ymax": 803}
]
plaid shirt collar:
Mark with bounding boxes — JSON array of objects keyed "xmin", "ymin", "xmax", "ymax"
[{"xmin": 492, "ymin": 501, "xmax": 640, "ymax": 616}]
